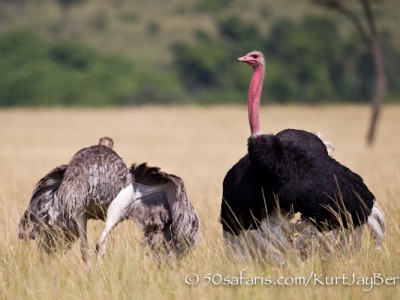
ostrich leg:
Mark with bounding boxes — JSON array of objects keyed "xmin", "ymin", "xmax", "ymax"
[
  {"xmin": 96, "ymin": 184, "xmax": 134, "ymax": 263},
  {"xmin": 76, "ymin": 214, "xmax": 89, "ymax": 268}
]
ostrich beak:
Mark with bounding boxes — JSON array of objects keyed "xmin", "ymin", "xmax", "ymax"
[{"xmin": 237, "ymin": 55, "xmax": 247, "ymax": 62}]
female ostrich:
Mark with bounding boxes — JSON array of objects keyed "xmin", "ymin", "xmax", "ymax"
[
  {"xmin": 19, "ymin": 138, "xmax": 201, "ymax": 264},
  {"xmin": 220, "ymin": 51, "xmax": 385, "ymax": 264}
]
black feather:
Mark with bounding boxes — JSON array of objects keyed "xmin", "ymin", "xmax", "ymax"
[{"xmin": 221, "ymin": 129, "xmax": 375, "ymax": 235}]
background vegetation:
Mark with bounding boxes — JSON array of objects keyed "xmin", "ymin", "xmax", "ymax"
[{"xmin": 0, "ymin": 0, "xmax": 399, "ymax": 106}]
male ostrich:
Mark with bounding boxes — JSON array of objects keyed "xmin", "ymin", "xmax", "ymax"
[
  {"xmin": 220, "ymin": 51, "xmax": 385, "ymax": 264},
  {"xmin": 19, "ymin": 138, "xmax": 201, "ymax": 264}
]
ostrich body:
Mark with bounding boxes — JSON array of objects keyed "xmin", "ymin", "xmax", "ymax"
[
  {"xmin": 50, "ymin": 143, "xmax": 131, "ymax": 263},
  {"xmin": 19, "ymin": 138, "xmax": 201, "ymax": 263},
  {"xmin": 128, "ymin": 163, "xmax": 201, "ymax": 260},
  {"xmin": 220, "ymin": 51, "xmax": 385, "ymax": 263}
]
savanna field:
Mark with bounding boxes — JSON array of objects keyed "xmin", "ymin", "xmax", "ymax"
[{"xmin": 0, "ymin": 105, "xmax": 399, "ymax": 299}]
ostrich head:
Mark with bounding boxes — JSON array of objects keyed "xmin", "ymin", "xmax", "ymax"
[
  {"xmin": 98, "ymin": 137, "xmax": 114, "ymax": 149},
  {"xmin": 237, "ymin": 51, "xmax": 265, "ymax": 69}
]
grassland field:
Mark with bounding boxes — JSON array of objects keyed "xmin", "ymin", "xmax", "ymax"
[{"xmin": 0, "ymin": 105, "xmax": 399, "ymax": 299}]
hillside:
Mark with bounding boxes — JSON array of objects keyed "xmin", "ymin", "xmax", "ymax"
[
  {"xmin": 2, "ymin": 0, "xmax": 399, "ymax": 66},
  {"xmin": 0, "ymin": 0, "xmax": 399, "ymax": 105}
]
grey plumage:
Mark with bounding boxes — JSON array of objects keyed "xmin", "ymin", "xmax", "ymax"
[
  {"xmin": 128, "ymin": 163, "xmax": 201, "ymax": 260},
  {"xmin": 51, "ymin": 145, "xmax": 131, "ymax": 221},
  {"xmin": 19, "ymin": 139, "xmax": 201, "ymax": 264},
  {"xmin": 18, "ymin": 164, "xmax": 79, "ymax": 253}
]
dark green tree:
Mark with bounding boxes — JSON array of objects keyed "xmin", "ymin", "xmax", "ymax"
[
  {"xmin": 265, "ymin": 17, "xmax": 343, "ymax": 103},
  {"xmin": 310, "ymin": 0, "xmax": 387, "ymax": 144}
]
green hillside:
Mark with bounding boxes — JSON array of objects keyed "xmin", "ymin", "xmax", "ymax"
[{"xmin": 0, "ymin": 0, "xmax": 399, "ymax": 105}]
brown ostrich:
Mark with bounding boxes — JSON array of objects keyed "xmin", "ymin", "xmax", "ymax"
[{"xmin": 19, "ymin": 138, "xmax": 201, "ymax": 265}]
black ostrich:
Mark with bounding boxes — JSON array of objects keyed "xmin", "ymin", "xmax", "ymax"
[{"xmin": 220, "ymin": 51, "xmax": 385, "ymax": 264}]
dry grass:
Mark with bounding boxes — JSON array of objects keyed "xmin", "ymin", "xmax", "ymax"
[{"xmin": 0, "ymin": 105, "xmax": 399, "ymax": 299}]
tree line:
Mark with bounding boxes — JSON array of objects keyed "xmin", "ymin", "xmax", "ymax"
[
  {"xmin": 172, "ymin": 15, "xmax": 399, "ymax": 105},
  {"xmin": 0, "ymin": 14, "xmax": 399, "ymax": 107}
]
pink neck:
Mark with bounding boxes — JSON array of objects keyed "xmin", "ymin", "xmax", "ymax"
[{"xmin": 248, "ymin": 65, "xmax": 264, "ymax": 137}]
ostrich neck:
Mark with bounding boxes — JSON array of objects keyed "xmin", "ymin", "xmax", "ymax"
[{"xmin": 248, "ymin": 65, "xmax": 264, "ymax": 137}]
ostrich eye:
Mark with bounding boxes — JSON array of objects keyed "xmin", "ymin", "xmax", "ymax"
[{"xmin": 251, "ymin": 54, "xmax": 259, "ymax": 59}]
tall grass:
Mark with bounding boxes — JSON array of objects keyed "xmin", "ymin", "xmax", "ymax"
[{"xmin": 0, "ymin": 105, "xmax": 399, "ymax": 299}]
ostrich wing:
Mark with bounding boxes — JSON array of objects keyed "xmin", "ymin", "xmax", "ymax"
[
  {"xmin": 128, "ymin": 163, "xmax": 201, "ymax": 257},
  {"xmin": 18, "ymin": 165, "xmax": 67, "ymax": 240}
]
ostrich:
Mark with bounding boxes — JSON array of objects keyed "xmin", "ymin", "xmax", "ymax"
[
  {"xmin": 98, "ymin": 136, "xmax": 114, "ymax": 148},
  {"xmin": 220, "ymin": 51, "xmax": 385, "ymax": 264},
  {"xmin": 19, "ymin": 138, "xmax": 201, "ymax": 264},
  {"xmin": 127, "ymin": 163, "xmax": 201, "ymax": 261}
]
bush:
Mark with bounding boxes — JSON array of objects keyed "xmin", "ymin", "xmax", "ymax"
[
  {"xmin": 0, "ymin": 30, "xmax": 187, "ymax": 106},
  {"xmin": 170, "ymin": 15, "xmax": 400, "ymax": 104}
]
